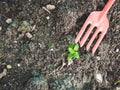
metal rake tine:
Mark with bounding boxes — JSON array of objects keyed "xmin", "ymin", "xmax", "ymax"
[
  {"xmin": 74, "ymin": 21, "xmax": 90, "ymax": 43},
  {"xmin": 86, "ymin": 28, "xmax": 101, "ymax": 51},
  {"xmin": 92, "ymin": 32, "xmax": 106, "ymax": 55},
  {"xmin": 80, "ymin": 25, "xmax": 94, "ymax": 47}
]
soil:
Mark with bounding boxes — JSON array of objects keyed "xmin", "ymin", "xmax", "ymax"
[{"xmin": 0, "ymin": 0, "xmax": 120, "ymax": 90}]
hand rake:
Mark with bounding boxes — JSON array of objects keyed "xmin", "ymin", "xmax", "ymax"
[{"xmin": 74, "ymin": 0, "xmax": 115, "ymax": 55}]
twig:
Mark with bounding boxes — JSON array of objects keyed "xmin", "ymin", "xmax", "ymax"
[
  {"xmin": 0, "ymin": 69, "xmax": 7, "ymax": 79},
  {"xmin": 42, "ymin": 6, "xmax": 51, "ymax": 14}
]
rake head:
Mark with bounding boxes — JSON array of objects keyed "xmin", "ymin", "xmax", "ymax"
[{"xmin": 74, "ymin": 11, "xmax": 109, "ymax": 55}]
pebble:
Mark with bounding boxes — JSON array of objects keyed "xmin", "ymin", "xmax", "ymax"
[
  {"xmin": 46, "ymin": 16, "xmax": 50, "ymax": 20},
  {"xmin": 46, "ymin": 4, "xmax": 55, "ymax": 10},
  {"xmin": 13, "ymin": 40, "xmax": 17, "ymax": 44},
  {"xmin": 17, "ymin": 64, "xmax": 21, "ymax": 67},
  {"xmin": 96, "ymin": 56, "xmax": 101, "ymax": 60},
  {"xmin": 38, "ymin": 42, "xmax": 45, "ymax": 49},
  {"xmin": 26, "ymin": 32, "xmax": 33, "ymax": 38},
  {"xmin": 116, "ymin": 87, "xmax": 120, "ymax": 90},
  {"xmin": 7, "ymin": 64, "xmax": 12, "ymax": 69},
  {"xmin": 95, "ymin": 73, "xmax": 103, "ymax": 83},
  {"xmin": 6, "ymin": 18, "xmax": 12, "ymax": 24},
  {"xmin": 50, "ymin": 48, "xmax": 54, "ymax": 51},
  {"xmin": 116, "ymin": 48, "xmax": 119, "ymax": 52},
  {"xmin": 0, "ymin": 26, "xmax": 2, "ymax": 31}
]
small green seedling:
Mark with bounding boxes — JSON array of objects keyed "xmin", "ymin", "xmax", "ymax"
[{"xmin": 67, "ymin": 42, "xmax": 80, "ymax": 60}]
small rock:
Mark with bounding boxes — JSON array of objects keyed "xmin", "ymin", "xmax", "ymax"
[
  {"xmin": 95, "ymin": 73, "xmax": 103, "ymax": 83},
  {"xmin": 96, "ymin": 56, "xmax": 101, "ymax": 60},
  {"xmin": 6, "ymin": 18, "xmax": 12, "ymax": 24},
  {"xmin": 116, "ymin": 87, "xmax": 120, "ymax": 90},
  {"xmin": 17, "ymin": 64, "xmax": 21, "ymax": 67},
  {"xmin": 0, "ymin": 26, "xmax": 2, "ymax": 31},
  {"xmin": 116, "ymin": 48, "xmax": 119, "ymax": 52},
  {"xmin": 13, "ymin": 40, "xmax": 17, "ymax": 44},
  {"xmin": 46, "ymin": 4, "xmax": 55, "ymax": 10},
  {"xmin": 50, "ymin": 48, "xmax": 54, "ymax": 51},
  {"xmin": 7, "ymin": 64, "xmax": 12, "ymax": 69},
  {"xmin": 38, "ymin": 42, "xmax": 45, "ymax": 49},
  {"xmin": 30, "ymin": 20, "xmax": 34, "ymax": 24},
  {"xmin": 46, "ymin": 16, "xmax": 50, "ymax": 20},
  {"xmin": 26, "ymin": 32, "xmax": 32, "ymax": 38}
]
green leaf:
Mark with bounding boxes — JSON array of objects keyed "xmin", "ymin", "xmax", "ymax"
[
  {"xmin": 69, "ymin": 42, "xmax": 74, "ymax": 49},
  {"xmin": 74, "ymin": 43, "xmax": 79, "ymax": 51},
  {"xmin": 67, "ymin": 53, "xmax": 73, "ymax": 60},
  {"xmin": 73, "ymin": 52, "xmax": 80, "ymax": 58},
  {"xmin": 68, "ymin": 47, "xmax": 75, "ymax": 54}
]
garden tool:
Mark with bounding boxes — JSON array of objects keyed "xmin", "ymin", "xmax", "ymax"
[{"xmin": 74, "ymin": 0, "xmax": 115, "ymax": 55}]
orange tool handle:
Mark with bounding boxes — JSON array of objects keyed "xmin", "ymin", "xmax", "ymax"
[{"xmin": 102, "ymin": 0, "xmax": 115, "ymax": 16}]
